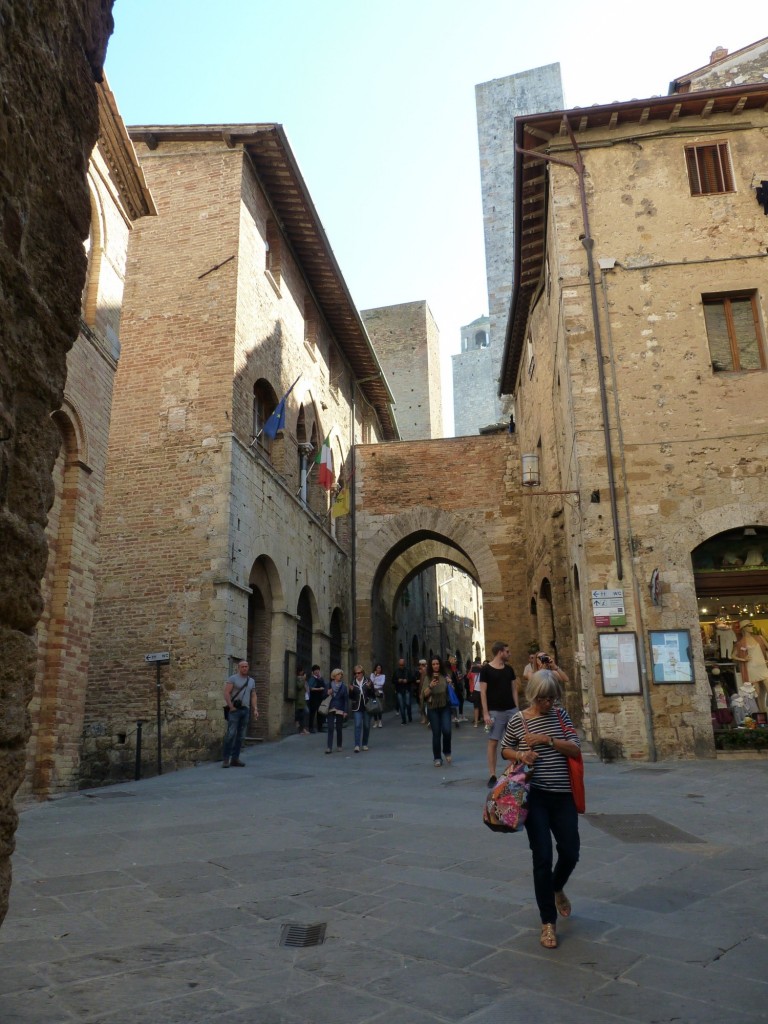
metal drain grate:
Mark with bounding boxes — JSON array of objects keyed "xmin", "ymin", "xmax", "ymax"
[
  {"xmin": 262, "ymin": 772, "xmax": 314, "ymax": 781},
  {"xmin": 82, "ymin": 791, "xmax": 135, "ymax": 799},
  {"xmin": 279, "ymin": 922, "xmax": 327, "ymax": 948},
  {"xmin": 368, "ymin": 812, "xmax": 395, "ymax": 819},
  {"xmin": 623, "ymin": 767, "xmax": 673, "ymax": 774},
  {"xmin": 586, "ymin": 813, "xmax": 704, "ymax": 844}
]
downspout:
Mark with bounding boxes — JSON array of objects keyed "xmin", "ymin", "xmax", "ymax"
[
  {"xmin": 519, "ymin": 120, "xmax": 623, "ymax": 580},
  {"xmin": 350, "ymin": 373, "xmax": 357, "ymax": 666}
]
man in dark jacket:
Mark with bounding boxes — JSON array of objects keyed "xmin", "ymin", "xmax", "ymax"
[{"xmin": 393, "ymin": 658, "xmax": 414, "ymax": 724}]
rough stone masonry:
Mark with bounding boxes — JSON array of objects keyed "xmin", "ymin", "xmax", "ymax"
[{"xmin": 0, "ymin": 0, "xmax": 114, "ymax": 927}]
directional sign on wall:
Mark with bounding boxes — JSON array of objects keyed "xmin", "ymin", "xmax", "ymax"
[{"xmin": 591, "ymin": 589, "xmax": 626, "ymax": 627}]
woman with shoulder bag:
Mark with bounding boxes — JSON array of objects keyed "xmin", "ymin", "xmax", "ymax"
[
  {"xmin": 324, "ymin": 668, "xmax": 349, "ymax": 754},
  {"xmin": 500, "ymin": 670, "xmax": 582, "ymax": 951},
  {"xmin": 422, "ymin": 656, "xmax": 452, "ymax": 767},
  {"xmin": 349, "ymin": 665, "xmax": 373, "ymax": 753},
  {"xmin": 369, "ymin": 663, "xmax": 386, "ymax": 727}
]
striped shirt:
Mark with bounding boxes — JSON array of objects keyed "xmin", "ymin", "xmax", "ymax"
[{"xmin": 501, "ymin": 707, "xmax": 579, "ymax": 793}]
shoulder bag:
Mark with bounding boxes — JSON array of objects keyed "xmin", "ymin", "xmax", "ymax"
[
  {"xmin": 483, "ymin": 762, "xmax": 531, "ymax": 833},
  {"xmin": 318, "ymin": 693, "xmax": 332, "ymax": 717},
  {"xmin": 556, "ymin": 708, "xmax": 585, "ymax": 813},
  {"xmin": 364, "ymin": 697, "xmax": 382, "ymax": 715}
]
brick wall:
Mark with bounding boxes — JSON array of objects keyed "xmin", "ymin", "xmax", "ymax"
[{"xmin": 355, "ymin": 433, "xmax": 534, "ymax": 682}]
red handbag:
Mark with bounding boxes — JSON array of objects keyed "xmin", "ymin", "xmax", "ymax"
[{"xmin": 557, "ymin": 709, "xmax": 585, "ymax": 813}]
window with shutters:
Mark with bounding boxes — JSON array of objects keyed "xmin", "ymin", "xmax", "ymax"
[
  {"xmin": 685, "ymin": 143, "xmax": 734, "ymax": 196},
  {"xmin": 703, "ymin": 292, "xmax": 766, "ymax": 372}
]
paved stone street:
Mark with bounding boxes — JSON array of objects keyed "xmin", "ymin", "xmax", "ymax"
[{"xmin": 2, "ymin": 714, "xmax": 768, "ymax": 1023}]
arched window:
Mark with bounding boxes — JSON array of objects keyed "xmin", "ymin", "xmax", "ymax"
[
  {"xmin": 475, "ymin": 330, "xmax": 488, "ymax": 348},
  {"xmin": 252, "ymin": 379, "xmax": 277, "ymax": 459}
]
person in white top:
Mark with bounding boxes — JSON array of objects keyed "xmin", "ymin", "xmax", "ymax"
[{"xmin": 370, "ymin": 664, "xmax": 385, "ymax": 727}]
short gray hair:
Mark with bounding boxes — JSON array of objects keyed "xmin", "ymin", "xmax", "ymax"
[{"xmin": 526, "ymin": 669, "xmax": 562, "ymax": 704}]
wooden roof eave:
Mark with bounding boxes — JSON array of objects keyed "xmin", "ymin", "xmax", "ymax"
[{"xmin": 127, "ymin": 123, "xmax": 398, "ymax": 441}]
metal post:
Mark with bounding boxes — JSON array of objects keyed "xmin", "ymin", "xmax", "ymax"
[
  {"xmin": 135, "ymin": 721, "xmax": 143, "ymax": 781},
  {"xmin": 156, "ymin": 663, "xmax": 163, "ymax": 775}
]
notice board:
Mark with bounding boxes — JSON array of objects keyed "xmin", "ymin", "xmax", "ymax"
[{"xmin": 598, "ymin": 632, "xmax": 642, "ymax": 695}]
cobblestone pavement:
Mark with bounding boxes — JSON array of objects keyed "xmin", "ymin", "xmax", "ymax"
[{"xmin": 2, "ymin": 714, "xmax": 768, "ymax": 1023}]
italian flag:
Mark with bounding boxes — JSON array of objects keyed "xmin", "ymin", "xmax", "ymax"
[{"xmin": 315, "ymin": 434, "xmax": 334, "ymax": 490}]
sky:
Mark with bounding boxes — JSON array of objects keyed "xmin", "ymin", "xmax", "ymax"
[{"xmin": 104, "ymin": 1, "xmax": 765, "ymax": 435}]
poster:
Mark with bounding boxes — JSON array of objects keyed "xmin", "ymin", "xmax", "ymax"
[
  {"xmin": 649, "ymin": 630, "xmax": 693, "ymax": 683},
  {"xmin": 598, "ymin": 632, "xmax": 641, "ymax": 695}
]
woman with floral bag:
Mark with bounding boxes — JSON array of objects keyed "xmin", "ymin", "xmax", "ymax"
[{"xmin": 501, "ymin": 670, "xmax": 582, "ymax": 950}]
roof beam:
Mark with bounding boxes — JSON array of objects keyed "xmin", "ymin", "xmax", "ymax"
[{"xmin": 701, "ymin": 98, "xmax": 715, "ymax": 118}]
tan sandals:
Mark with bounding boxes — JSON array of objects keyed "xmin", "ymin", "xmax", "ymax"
[
  {"xmin": 555, "ymin": 890, "xmax": 572, "ymax": 918},
  {"xmin": 540, "ymin": 923, "xmax": 557, "ymax": 949}
]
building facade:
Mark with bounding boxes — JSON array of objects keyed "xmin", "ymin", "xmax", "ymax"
[
  {"xmin": 22, "ymin": 80, "xmax": 155, "ymax": 798},
  {"xmin": 81, "ymin": 125, "xmax": 396, "ymax": 783},
  {"xmin": 501, "ymin": 57, "xmax": 768, "ymax": 759},
  {"xmin": 452, "ymin": 314, "xmax": 506, "ymax": 435},
  {"xmin": 361, "ymin": 301, "xmax": 443, "ymax": 441}
]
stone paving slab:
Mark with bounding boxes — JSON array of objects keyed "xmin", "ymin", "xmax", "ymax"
[{"xmin": 3, "ymin": 714, "xmax": 768, "ymax": 1022}]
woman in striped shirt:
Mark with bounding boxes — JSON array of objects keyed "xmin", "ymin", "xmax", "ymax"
[{"xmin": 501, "ymin": 670, "xmax": 581, "ymax": 950}]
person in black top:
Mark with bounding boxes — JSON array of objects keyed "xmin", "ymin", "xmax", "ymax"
[
  {"xmin": 479, "ymin": 641, "xmax": 518, "ymax": 787},
  {"xmin": 393, "ymin": 658, "xmax": 413, "ymax": 723}
]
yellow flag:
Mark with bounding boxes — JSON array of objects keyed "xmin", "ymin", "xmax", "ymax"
[{"xmin": 331, "ymin": 486, "xmax": 350, "ymax": 519}]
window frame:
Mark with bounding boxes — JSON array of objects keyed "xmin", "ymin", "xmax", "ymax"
[
  {"xmin": 685, "ymin": 142, "xmax": 734, "ymax": 197},
  {"xmin": 702, "ymin": 290, "xmax": 767, "ymax": 373}
]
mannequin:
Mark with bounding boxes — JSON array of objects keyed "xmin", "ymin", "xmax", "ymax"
[
  {"xmin": 733, "ymin": 621, "xmax": 768, "ymax": 713},
  {"xmin": 716, "ymin": 621, "xmax": 737, "ymax": 660}
]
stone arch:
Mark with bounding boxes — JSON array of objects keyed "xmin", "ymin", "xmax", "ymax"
[
  {"xmin": 82, "ymin": 171, "xmax": 106, "ymax": 328},
  {"xmin": 247, "ymin": 554, "xmax": 283, "ymax": 739},
  {"xmin": 358, "ymin": 505, "xmax": 499, "ymax": 676},
  {"xmin": 671, "ymin": 502, "xmax": 768, "ymax": 559},
  {"xmin": 30, "ymin": 407, "xmax": 87, "ymax": 795}
]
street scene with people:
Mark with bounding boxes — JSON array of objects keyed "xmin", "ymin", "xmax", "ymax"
[{"xmin": 3, "ymin": 4, "xmax": 768, "ymax": 1023}]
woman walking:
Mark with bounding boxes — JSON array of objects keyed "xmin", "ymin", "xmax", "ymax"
[
  {"xmin": 501, "ymin": 670, "xmax": 581, "ymax": 950},
  {"xmin": 325, "ymin": 668, "xmax": 349, "ymax": 754},
  {"xmin": 370, "ymin": 664, "xmax": 386, "ymax": 727},
  {"xmin": 421, "ymin": 656, "xmax": 452, "ymax": 767},
  {"xmin": 349, "ymin": 665, "xmax": 373, "ymax": 753}
]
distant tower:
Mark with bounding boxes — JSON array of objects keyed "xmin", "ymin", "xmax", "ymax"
[
  {"xmin": 452, "ymin": 314, "xmax": 502, "ymax": 436},
  {"xmin": 476, "ymin": 65, "xmax": 564, "ymax": 353},
  {"xmin": 362, "ymin": 300, "xmax": 443, "ymax": 440}
]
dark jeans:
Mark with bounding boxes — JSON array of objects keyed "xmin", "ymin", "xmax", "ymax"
[
  {"xmin": 353, "ymin": 710, "xmax": 371, "ymax": 747},
  {"xmin": 396, "ymin": 688, "xmax": 412, "ymax": 722},
  {"xmin": 427, "ymin": 706, "xmax": 451, "ymax": 761},
  {"xmin": 524, "ymin": 787, "xmax": 580, "ymax": 924},
  {"xmin": 326, "ymin": 712, "xmax": 344, "ymax": 749},
  {"xmin": 223, "ymin": 708, "xmax": 250, "ymax": 761},
  {"xmin": 308, "ymin": 695, "xmax": 323, "ymax": 732}
]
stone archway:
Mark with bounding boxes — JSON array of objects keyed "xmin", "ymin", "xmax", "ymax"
[{"xmin": 354, "ymin": 436, "xmax": 528, "ymax": 671}]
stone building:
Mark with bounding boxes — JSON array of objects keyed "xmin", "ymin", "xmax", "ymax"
[
  {"xmin": 21, "ymin": 80, "xmax": 155, "ymax": 800},
  {"xmin": 81, "ymin": 124, "xmax": 397, "ymax": 783},
  {"xmin": 361, "ymin": 301, "xmax": 443, "ymax": 441},
  {"xmin": 0, "ymin": 0, "xmax": 115, "ymax": 927},
  {"xmin": 500, "ymin": 50, "xmax": 768, "ymax": 759},
  {"xmin": 476, "ymin": 65, "xmax": 564, "ymax": 352},
  {"xmin": 452, "ymin": 314, "xmax": 506, "ymax": 435}
]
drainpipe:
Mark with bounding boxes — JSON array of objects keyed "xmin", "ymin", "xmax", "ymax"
[
  {"xmin": 350, "ymin": 375, "xmax": 357, "ymax": 666},
  {"xmin": 518, "ymin": 120, "xmax": 623, "ymax": 580}
]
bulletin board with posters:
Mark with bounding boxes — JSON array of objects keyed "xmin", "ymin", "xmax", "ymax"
[
  {"xmin": 649, "ymin": 629, "xmax": 694, "ymax": 683},
  {"xmin": 598, "ymin": 632, "xmax": 642, "ymax": 695}
]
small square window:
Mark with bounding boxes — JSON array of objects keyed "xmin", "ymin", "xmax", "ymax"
[
  {"xmin": 685, "ymin": 143, "xmax": 734, "ymax": 196},
  {"xmin": 703, "ymin": 292, "xmax": 766, "ymax": 372}
]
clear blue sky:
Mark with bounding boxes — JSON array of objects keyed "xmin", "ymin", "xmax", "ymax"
[{"xmin": 105, "ymin": 1, "xmax": 763, "ymax": 434}]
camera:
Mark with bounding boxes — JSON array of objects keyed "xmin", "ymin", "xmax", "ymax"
[
  {"xmin": 232, "ymin": 698, "xmax": 243, "ymax": 710},
  {"xmin": 540, "ymin": 656, "xmax": 551, "ymax": 664}
]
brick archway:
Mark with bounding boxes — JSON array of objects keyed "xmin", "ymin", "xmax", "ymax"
[{"xmin": 354, "ymin": 436, "xmax": 528, "ymax": 671}]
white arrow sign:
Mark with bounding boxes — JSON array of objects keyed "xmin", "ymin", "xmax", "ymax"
[{"xmin": 145, "ymin": 652, "xmax": 170, "ymax": 663}]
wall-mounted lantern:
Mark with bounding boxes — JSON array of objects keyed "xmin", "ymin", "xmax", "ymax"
[{"xmin": 521, "ymin": 453, "xmax": 540, "ymax": 487}]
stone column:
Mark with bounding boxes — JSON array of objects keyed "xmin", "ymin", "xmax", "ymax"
[{"xmin": 0, "ymin": 0, "xmax": 114, "ymax": 928}]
